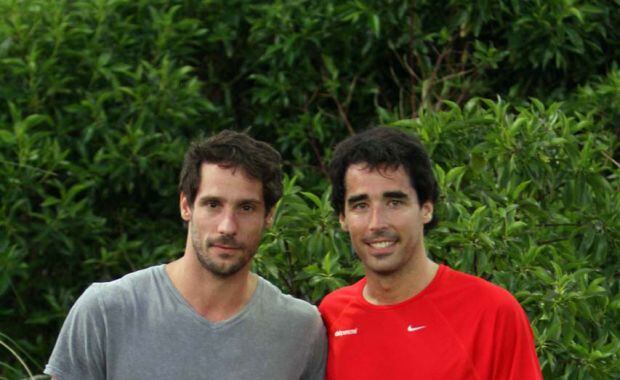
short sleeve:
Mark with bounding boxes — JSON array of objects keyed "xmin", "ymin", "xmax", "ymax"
[
  {"xmin": 301, "ymin": 314, "xmax": 328, "ymax": 380},
  {"xmin": 44, "ymin": 284, "xmax": 107, "ymax": 380},
  {"xmin": 491, "ymin": 300, "xmax": 543, "ymax": 380}
]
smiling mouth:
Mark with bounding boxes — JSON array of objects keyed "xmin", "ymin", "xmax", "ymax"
[{"xmin": 367, "ymin": 240, "xmax": 397, "ymax": 249}]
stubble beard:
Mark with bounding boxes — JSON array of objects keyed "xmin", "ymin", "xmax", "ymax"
[
  {"xmin": 360, "ymin": 253, "xmax": 403, "ymax": 277},
  {"xmin": 190, "ymin": 224, "xmax": 253, "ymax": 278}
]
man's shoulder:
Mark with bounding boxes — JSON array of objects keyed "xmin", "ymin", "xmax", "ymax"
[
  {"xmin": 439, "ymin": 266, "xmax": 523, "ymax": 313},
  {"xmin": 258, "ymin": 276, "xmax": 321, "ymax": 323},
  {"xmin": 318, "ymin": 279, "xmax": 363, "ymax": 315},
  {"xmin": 76, "ymin": 265, "xmax": 165, "ymax": 310},
  {"xmin": 95, "ymin": 263, "xmax": 162, "ymax": 290}
]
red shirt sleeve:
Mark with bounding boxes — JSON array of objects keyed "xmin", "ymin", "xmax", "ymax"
[{"xmin": 489, "ymin": 299, "xmax": 543, "ymax": 380}]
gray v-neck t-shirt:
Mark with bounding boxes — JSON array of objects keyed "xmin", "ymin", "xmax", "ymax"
[{"xmin": 44, "ymin": 265, "xmax": 327, "ymax": 379}]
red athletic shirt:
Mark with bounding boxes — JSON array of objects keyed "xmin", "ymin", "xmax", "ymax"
[{"xmin": 319, "ymin": 265, "xmax": 542, "ymax": 380}]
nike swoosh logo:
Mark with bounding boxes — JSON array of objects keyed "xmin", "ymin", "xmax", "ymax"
[{"xmin": 407, "ymin": 325, "xmax": 426, "ymax": 332}]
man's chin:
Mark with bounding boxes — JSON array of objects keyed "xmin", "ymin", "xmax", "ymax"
[
  {"xmin": 363, "ymin": 259, "xmax": 401, "ymax": 276},
  {"xmin": 197, "ymin": 255, "xmax": 247, "ymax": 277}
]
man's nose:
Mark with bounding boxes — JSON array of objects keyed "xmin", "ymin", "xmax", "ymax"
[
  {"xmin": 368, "ymin": 206, "xmax": 388, "ymax": 231},
  {"xmin": 217, "ymin": 209, "xmax": 238, "ymax": 235}
]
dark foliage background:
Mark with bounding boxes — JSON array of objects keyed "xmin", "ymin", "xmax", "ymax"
[{"xmin": 1, "ymin": 0, "xmax": 618, "ymax": 378}]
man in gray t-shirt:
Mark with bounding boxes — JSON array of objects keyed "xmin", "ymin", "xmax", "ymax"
[{"xmin": 45, "ymin": 130, "xmax": 327, "ymax": 380}]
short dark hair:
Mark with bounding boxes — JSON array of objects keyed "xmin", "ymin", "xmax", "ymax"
[
  {"xmin": 178, "ymin": 130, "xmax": 283, "ymax": 212},
  {"xmin": 329, "ymin": 127, "xmax": 439, "ymax": 231}
]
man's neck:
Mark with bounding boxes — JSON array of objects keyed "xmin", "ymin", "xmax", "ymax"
[
  {"xmin": 165, "ymin": 256, "xmax": 258, "ymax": 322},
  {"xmin": 363, "ymin": 256, "xmax": 439, "ymax": 306}
]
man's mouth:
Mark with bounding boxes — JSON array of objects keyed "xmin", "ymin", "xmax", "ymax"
[
  {"xmin": 212, "ymin": 244, "xmax": 240, "ymax": 250},
  {"xmin": 208, "ymin": 238, "xmax": 242, "ymax": 250},
  {"xmin": 367, "ymin": 240, "xmax": 397, "ymax": 249},
  {"xmin": 363, "ymin": 230, "xmax": 399, "ymax": 250}
]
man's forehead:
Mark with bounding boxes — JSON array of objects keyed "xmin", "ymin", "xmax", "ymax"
[
  {"xmin": 344, "ymin": 163, "xmax": 411, "ymax": 184},
  {"xmin": 201, "ymin": 162, "xmax": 251, "ymax": 177},
  {"xmin": 344, "ymin": 163, "xmax": 415, "ymax": 195},
  {"xmin": 199, "ymin": 162, "xmax": 263, "ymax": 184},
  {"xmin": 196, "ymin": 163, "xmax": 264, "ymax": 201},
  {"xmin": 346, "ymin": 162, "xmax": 406, "ymax": 176}
]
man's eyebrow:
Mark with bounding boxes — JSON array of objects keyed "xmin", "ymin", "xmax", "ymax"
[
  {"xmin": 197, "ymin": 196, "xmax": 221, "ymax": 204},
  {"xmin": 347, "ymin": 194, "xmax": 368, "ymax": 205},
  {"xmin": 198, "ymin": 196, "xmax": 263, "ymax": 205},
  {"xmin": 383, "ymin": 191, "xmax": 409, "ymax": 199},
  {"xmin": 238, "ymin": 199, "xmax": 262, "ymax": 205}
]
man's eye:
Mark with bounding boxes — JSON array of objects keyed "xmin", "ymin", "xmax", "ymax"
[
  {"xmin": 241, "ymin": 204, "xmax": 255, "ymax": 212},
  {"xmin": 388, "ymin": 199, "xmax": 403, "ymax": 207},
  {"xmin": 207, "ymin": 201, "xmax": 220, "ymax": 208},
  {"xmin": 351, "ymin": 203, "xmax": 368, "ymax": 210}
]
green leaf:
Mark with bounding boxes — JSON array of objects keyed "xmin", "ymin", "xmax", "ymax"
[{"xmin": 0, "ymin": 130, "xmax": 15, "ymax": 144}]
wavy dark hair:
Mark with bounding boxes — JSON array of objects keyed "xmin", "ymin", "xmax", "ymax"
[
  {"xmin": 329, "ymin": 127, "xmax": 439, "ymax": 232},
  {"xmin": 178, "ymin": 130, "xmax": 283, "ymax": 213}
]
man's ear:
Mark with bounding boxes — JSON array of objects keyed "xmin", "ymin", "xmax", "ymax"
[
  {"xmin": 265, "ymin": 207, "xmax": 275, "ymax": 229},
  {"xmin": 180, "ymin": 192, "xmax": 192, "ymax": 222},
  {"xmin": 421, "ymin": 202, "xmax": 434, "ymax": 224},
  {"xmin": 339, "ymin": 213, "xmax": 348, "ymax": 232}
]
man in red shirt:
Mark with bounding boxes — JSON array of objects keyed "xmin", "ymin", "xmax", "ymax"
[{"xmin": 319, "ymin": 127, "xmax": 542, "ymax": 379}]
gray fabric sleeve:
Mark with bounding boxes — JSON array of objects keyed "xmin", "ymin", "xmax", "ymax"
[
  {"xmin": 44, "ymin": 284, "xmax": 107, "ymax": 380},
  {"xmin": 301, "ymin": 316, "xmax": 328, "ymax": 380}
]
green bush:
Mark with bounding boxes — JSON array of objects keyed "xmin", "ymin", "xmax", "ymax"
[{"xmin": 1, "ymin": 0, "xmax": 619, "ymax": 378}]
